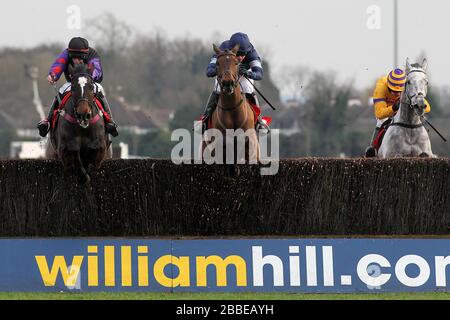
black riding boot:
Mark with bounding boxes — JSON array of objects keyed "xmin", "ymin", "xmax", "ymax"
[
  {"xmin": 97, "ymin": 92, "xmax": 118, "ymax": 137},
  {"xmin": 37, "ymin": 97, "xmax": 58, "ymax": 137},
  {"xmin": 365, "ymin": 127, "xmax": 381, "ymax": 158},
  {"xmin": 201, "ymin": 92, "xmax": 220, "ymax": 131}
]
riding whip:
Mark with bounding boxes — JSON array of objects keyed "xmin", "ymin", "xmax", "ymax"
[
  {"xmin": 52, "ymin": 83, "xmax": 62, "ymax": 105},
  {"xmin": 243, "ymin": 75, "xmax": 277, "ymax": 110},
  {"xmin": 422, "ymin": 117, "xmax": 447, "ymax": 142}
]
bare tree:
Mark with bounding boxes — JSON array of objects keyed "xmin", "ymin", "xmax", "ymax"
[
  {"xmin": 278, "ymin": 65, "xmax": 310, "ymax": 102},
  {"xmin": 86, "ymin": 12, "xmax": 134, "ymax": 56}
]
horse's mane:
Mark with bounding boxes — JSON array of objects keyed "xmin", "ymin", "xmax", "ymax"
[{"xmin": 72, "ymin": 63, "xmax": 88, "ymax": 76}]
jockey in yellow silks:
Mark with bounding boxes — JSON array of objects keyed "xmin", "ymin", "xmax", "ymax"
[{"xmin": 365, "ymin": 68, "xmax": 431, "ymax": 157}]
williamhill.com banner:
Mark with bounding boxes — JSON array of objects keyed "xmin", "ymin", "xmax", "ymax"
[{"xmin": 0, "ymin": 239, "xmax": 448, "ymax": 292}]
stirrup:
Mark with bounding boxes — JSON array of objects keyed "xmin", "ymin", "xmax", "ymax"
[{"xmin": 256, "ymin": 119, "xmax": 270, "ymax": 134}]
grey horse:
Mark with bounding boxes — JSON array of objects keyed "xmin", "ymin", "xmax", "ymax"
[{"xmin": 378, "ymin": 58, "xmax": 434, "ymax": 158}]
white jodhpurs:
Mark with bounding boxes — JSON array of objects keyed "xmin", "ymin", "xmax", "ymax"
[{"xmin": 376, "ymin": 117, "xmax": 389, "ymax": 128}]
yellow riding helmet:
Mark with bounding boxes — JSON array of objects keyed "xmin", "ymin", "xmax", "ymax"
[{"xmin": 387, "ymin": 69, "xmax": 406, "ymax": 92}]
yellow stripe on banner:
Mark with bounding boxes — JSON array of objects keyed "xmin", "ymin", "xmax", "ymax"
[
  {"xmin": 138, "ymin": 246, "xmax": 149, "ymax": 287},
  {"xmin": 88, "ymin": 246, "xmax": 98, "ymax": 287},
  {"xmin": 104, "ymin": 246, "xmax": 115, "ymax": 286},
  {"xmin": 121, "ymin": 246, "xmax": 132, "ymax": 286}
]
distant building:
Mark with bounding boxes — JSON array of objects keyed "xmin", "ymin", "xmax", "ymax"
[
  {"xmin": 110, "ymin": 95, "xmax": 163, "ymax": 134},
  {"xmin": 348, "ymin": 98, "xmax": 363, "ymax": 108},
  {"xmin": 112, "ymin": 142, "xmax": 130, "ymax": 159},
  {"xmin": 10, "ymin": 141, "xmax": 46, "ymax": 159}
]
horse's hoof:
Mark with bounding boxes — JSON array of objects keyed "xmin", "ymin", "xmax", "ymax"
[{"xmin": 419, "ymin": 153, "xmax": 429, "ymax": 158}]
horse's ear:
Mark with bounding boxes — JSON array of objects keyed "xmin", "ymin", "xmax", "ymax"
[
  {"xmin": 422, "ymin": 58, "xmax": 428, "ymax": 72},
  {"xmin": 231, "ymin": 43, "xmax": 240, "ymax": 55},
  {"xmin": 405, "ymin": 58, "xmax": 412, "ymax": 72},
  {"xmin": 213, "ymin": 44, "xmax": 221, "ymax": 55}
]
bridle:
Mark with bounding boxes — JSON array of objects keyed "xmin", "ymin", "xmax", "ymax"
[
  {"xmin": 215, "ymin": 51, "xmax": 245, "ymax": 111},
  {"xmin": 388, "ymin": 68, "xmax": 427, "ymax": 130},
  {"xmin": 216, "ymin": 51, "xmax": 243, "ymax": 90},
  {"xmin": 72, "ymin": 73, "xmax": 94, "ymax": 108},
  {"xmin": 404, "ymin": 69, "xmax": 427, "ymax": 108},
  {"xmin": 64, "ymin": 72, "xmax": 101, "ymax": 128}
]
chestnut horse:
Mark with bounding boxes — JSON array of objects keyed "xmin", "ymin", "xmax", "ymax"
[
  {"xmin": 202, "ymin": 44, "xmax": 259, "ymax": 164},
  {"xmin": 46, "ymin": 64, "xmax": 111, "ymax": 184}
]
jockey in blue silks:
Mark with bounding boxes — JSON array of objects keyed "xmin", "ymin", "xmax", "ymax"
[
  {"xmin": 37, "ymin": 37, "xmax": 118, "ymax": 138},
  {"xmin": 201, "ymin": 32, "xmax": 269, "ymax": 131}
]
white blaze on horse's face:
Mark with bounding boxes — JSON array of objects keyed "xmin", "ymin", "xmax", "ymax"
[{"xmin": 78, "ymin": 76, "xmax": 88, "ymax": 97}]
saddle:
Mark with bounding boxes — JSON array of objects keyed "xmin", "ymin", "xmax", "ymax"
[{"xmin": 51, "ymin": 92, "xmax": 108, "ymax": 129}]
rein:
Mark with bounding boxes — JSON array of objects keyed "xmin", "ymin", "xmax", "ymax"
[{"xmin": 59, "ymin": 93, "xmax": 103, "ymax": 126}]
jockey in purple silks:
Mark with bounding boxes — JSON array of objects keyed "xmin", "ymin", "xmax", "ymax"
[{"xmin": 37, "ymin": 37, "xmax": 118, "ymax": 138}]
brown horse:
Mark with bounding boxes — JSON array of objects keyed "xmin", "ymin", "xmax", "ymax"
[
  {"xmin": 46, "ymin": 64, "xmax": 111, "ymax": 184},
  {"xmin": 202, "ymin": 44, "xmax": 259, "ymax": 164}
]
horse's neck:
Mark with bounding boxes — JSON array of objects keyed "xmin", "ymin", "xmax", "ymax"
[
  {"xmin": 397, "ymin": 94, "xmax": 421, "ymax": 125},
  {"xmin": 219, "ymin": 88, "xmax": 244, "ymax": 109}
]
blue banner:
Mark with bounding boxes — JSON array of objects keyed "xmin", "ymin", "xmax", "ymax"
[{"xmin": 0, "ymin": 239, "xmax": 448, "ymax": 293}]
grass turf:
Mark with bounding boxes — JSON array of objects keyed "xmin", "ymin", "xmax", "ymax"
[{"xmin": 0, "ymin": 292, "xmax": 448, "ymax": 300}]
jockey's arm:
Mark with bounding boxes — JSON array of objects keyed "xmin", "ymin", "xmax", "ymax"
[
  {"xmin": 373, "ymin": 77, "xmax": 396, "ymax": 120},
  {"xmin": 87, "ymin": 49, "xmax": 103, "ymax": 83},
  {"xmin": 246, "ymin": 50, "xmax": 263, "ymax": 81},
  {"xmin": 248, "ymin": 60, "xmax": 263, "ymax": 80},
  {"xmin": 374, "ymin": 99, "xmax": 431, "ymax": 119},
  {"xmin": 48, "ymin": 49, "xmax": 69, "ymax": 82},
  {"xmin": 374, "ymin": 99, "xmax": 396, "ymax": 120},
  {"xmin": 206, "ymin": 55, "xmax": 218, "ymax": 78},
  {"xmin": 88, "ymin": 57, "xmax": 103, "ymax": 83}
]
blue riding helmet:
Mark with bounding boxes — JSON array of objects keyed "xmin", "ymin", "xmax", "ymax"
[{"xmin": 229, "ymin": 32, "xmax": 252, "ymax": 56}]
